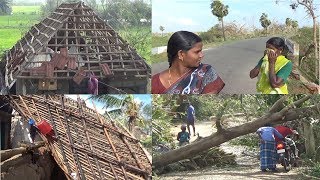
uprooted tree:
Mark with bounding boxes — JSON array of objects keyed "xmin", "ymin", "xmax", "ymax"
[{"xmin": 153, "ymin": 95, "xmax": 320, "ymax": 168}]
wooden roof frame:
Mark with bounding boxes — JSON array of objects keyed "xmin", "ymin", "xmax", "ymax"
[{"xmin": 9, "ymin": 95, "xmax": 152, "ymax": 179}]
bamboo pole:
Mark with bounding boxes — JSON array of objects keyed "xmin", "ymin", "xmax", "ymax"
[
  {"xmin": 92, "ymin": 101, "xmax": 129, "ymax": 179},
  {"xmin": 0, "ymin": 141, "xmax": 45, "ymax": 161}
]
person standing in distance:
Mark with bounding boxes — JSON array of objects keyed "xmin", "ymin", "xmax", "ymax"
[{"xmin": 186, "ymin": 102, "xmax": 196, "ymax": 136}]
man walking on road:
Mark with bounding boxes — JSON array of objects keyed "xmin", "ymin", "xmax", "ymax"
[{"xmin": 186, "ymin": 103, "xmax": 196, "ymax": 136}]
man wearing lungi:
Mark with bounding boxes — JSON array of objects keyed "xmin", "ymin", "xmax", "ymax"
[{"xmin": 257, "ymin": 123, "xmax": 284, "ymax": 172}]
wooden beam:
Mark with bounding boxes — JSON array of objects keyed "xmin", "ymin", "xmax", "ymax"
[
  {"xmin": 0, "ymin": 141, "xmax": 45, "ymax": 161},
  {"xmin": 92, "ymin": 101, "xmax": 129, "ymax": 179}
]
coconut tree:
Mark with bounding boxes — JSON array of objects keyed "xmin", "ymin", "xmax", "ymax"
[
  {"xmin": 159, "ymin": 25, "xmax": 165, "ymax": 36},
  {"xmin": 291, "ymin": 20, "xmax": 299, "ymax": 31},
  {"xmin": 91, "ymin": 94, "xmax": 144, "ymax": 132},
  {"xmin": 210, "ymin": 0, "xmax": 229, "ymax": 41},
  {"xmin": 285, "ymin": 18, "xmax": 292, "ymax": 31}
]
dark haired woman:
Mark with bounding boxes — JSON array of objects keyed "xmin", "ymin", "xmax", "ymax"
[
  {"xmin": 151, "ymin": 31, "xmax": 225, "ymax": 94},
  {"xmin": 250, "ymin": 37, "xmax": 293, "ymax": 94}
]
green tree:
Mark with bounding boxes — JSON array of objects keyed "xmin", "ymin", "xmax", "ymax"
[
  {"xmin": 41, "ymin": 0, "xmax": 74, "ymax": 16},
  {"xmin": 285, "ymin": 18, "xmax": 292, "ymax": 31},
  {"xmin": 152, "ymin": 95, "xmax": 174, "ymax": 146},
  {"xmin": 91, "ymin": 94, "xmax": 147, "ymax": 132},
  {"xmin": 210, "ymin": 0, "xmax": 229, "ymax": 41},
  {"xmin": 153, "ymin": 95, "xmax": 320, "ymax": 168},
  {"xmin": 259, "ymin": 13, "xmax": 271, "ymax": 34},
  {"xmin": 101, "ymin": 0, "xmax": 151, "ymax": 29},
  {"xmin": 0, "ymin": 0, "xmax": 11, "ymax": 15},
  {"xmin": 290, "ymin": 0, "xmax": 318, "ymax": 59},
  {"xmin": 291, "ymin": 20, "xmax": 298, "ymax": 29}
]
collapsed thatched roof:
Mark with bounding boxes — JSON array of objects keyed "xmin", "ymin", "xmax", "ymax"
[
  {"xmin": 9, "ymin": 95, "xmax": 152, "ymax": 179},
  {"xmin": 4, "ymin": 1, "xmax": 150, "ymax": 90}
]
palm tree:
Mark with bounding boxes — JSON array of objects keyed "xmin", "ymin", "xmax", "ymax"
[
  {"xmin": 0, "ymin": 0, "xmax": 11, "ymax": 15},
  {"xmin": 159, "ymin": 25, "xmax": 165, "ymax": 36},
  {"xmin": 211, "ymin": 0, "xmax": 229, "ymax": 41},
  {"xmin": 291, "ymin": 20, "xmax": 298, "ymax": 30},
  {"xmin": 285, "ymin": 18, "xmax": 292, "ymax": 31},
  {"xmin": 259, "ymin": 13, "xmax": 271, "ymax": 35}
]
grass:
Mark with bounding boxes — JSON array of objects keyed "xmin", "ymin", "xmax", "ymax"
[
  {"xmin": 152, "ymin": 34, "xmax": 170, "ymax": 47},
  {"xmin": 151, "ymin": 52, "xmax": 167, "ymax": 64},
  {"xmin": 12, "ymin": 6, "xmax": 40, "ymax": 13},
  {"xmin": 0, "ymin": 14, "xmax": 39, "ymax": 27},
  {"xmin": 0, "ymin": 29, "xmax": 22, "ymax": 48}
]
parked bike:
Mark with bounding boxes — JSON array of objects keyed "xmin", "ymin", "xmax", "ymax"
[{"xmin": 276, "ymin": 137, "xmax": 297, "ymax": 171}]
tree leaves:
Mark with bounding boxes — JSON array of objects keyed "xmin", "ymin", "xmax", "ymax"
[
  {"xmin": 259, "ymin": 13, "xmax": 271, "ymax": 30},
  {"xmin": 210, "ymin": 0, "xmax": 229, "ymax": 21}
]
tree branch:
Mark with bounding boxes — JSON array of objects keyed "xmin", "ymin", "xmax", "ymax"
[
  {"xmin": 215, "ymin": 100, "xmax": 230, "ymax": 133},
  {"xmin": 297, "ymin": 0, "xmax": 315, "ymax": 17},
  {"xmin": 268, "ymin": 95, "xmax": 287, "ymax": 113},
  {"xmin": 216, "ymin": 117, "xmax": 223, "ymax": 133},
  {"xmin": 278, "ymin": 95, "xmax": 312, "ymax": 114}
]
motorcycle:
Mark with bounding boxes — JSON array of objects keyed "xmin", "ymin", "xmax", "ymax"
[{"xmin": 276, "ymin": 137, "xmax": 297, "ymax": 171}]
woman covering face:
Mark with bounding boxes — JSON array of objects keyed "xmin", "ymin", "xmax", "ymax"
[
  {"xmin": 152, "ymin": 31, "xmax": 225, "ymax": 94},
  {"xmin": 250, "ymin": 37, "xmax": 293, "ymax": 94}
]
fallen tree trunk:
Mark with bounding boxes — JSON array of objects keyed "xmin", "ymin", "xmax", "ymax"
[
  {"xmin": 1, "ymin": 141, "xmax": 45, "ymax": 161},
  {"xmin": 153, "ymin": 96, "xmax": 319, "ymax": 168}
]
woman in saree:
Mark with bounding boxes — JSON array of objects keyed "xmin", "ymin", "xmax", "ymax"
[
  {"xmin": 250, "ymin": 37, "xmax": 293, "ymax": 94},
  {"xmin": 151, "ymin": 31, "xmax": 225, "ymax": 94}
]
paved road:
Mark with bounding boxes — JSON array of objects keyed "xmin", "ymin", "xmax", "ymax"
[{"xmin": 152, "ymin": 37, "xmax": 271, "ymax": 94}]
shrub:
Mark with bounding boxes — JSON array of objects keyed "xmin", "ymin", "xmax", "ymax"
[{"xmin": 230, "ymin": 134, "xmax": 259, "ymax": 148}]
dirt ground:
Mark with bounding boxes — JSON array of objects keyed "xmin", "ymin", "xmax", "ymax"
[{"xmin": 159, "ymin": 120, "xmax": 306, "ymax": 180}]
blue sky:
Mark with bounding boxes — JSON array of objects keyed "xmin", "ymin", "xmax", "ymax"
[
  {"xmin": 152, "ymin": 0, "xmax": 319, "ymax": 33},
  {"xmin": 66, "ymin": 95, "xmax": 151, "ymax": 114}
]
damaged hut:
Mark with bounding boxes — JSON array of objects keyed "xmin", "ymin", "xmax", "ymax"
[
  {"xmin": 2, "ymin": 1, "xmax": 150, "ymax": 94},
  {"xmin": 1, "ymin": 95, "xmax": 152, "ymax": 179}
]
